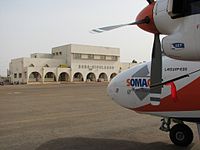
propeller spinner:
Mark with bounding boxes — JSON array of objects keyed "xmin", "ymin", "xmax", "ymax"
[{"xmin": 91, "ymin": 0, "xmax": 162, "ymax": 105}]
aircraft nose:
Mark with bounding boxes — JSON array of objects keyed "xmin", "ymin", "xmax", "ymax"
[
  {"xmin": 107, "ymin": 78, "xmax": 118, "ymax": 99},
  {"xmin": 107, "ymin": 75, "xmax": 120, "ymax": 100}
]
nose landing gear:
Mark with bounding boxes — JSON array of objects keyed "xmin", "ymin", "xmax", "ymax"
[
  {"xmin": 169, "ymin": 123, "xmax": 193, "ymax": 147},
  {"xmin": 160, "ymin": 118, "xmax": 194, "ymax": 147}
]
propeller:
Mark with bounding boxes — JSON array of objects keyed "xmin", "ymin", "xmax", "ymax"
[
  {"xmin": 91, "ymin": 0, "xmax": 163, "ymax": 105},
  {"xmin": 91, "ymin": 16, "xmax": 150, "ymax": 34},
  {"xmin": 149, "ymin": 34, "xmax": 162, "ymax": 106}
]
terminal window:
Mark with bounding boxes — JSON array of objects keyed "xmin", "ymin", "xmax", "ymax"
[
  {"xmin": 88, "ymin": 54, "xmax": 94, "ymax": 59},
  {"xmin": 111, "ymin": 56, "xmax": 118, "ymax": 61},
  {"xmin": 19, "ymin": 73, "xmax": 22, "ymax": 78},
  {"xmin": 14, "ymin": 73, "xmax": 17, "ymax": 78},
  {"xmin": 74, "ymin": 53, "xmax": 81, "ymax": 59},
  {"xmin": 100, "ymin": 55, "xmax": 106, "ymax": 60}
]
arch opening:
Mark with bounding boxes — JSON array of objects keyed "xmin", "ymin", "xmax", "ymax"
[
  {"xmin": 29, "ymin": 72, "xmax": 42, "ymax": 82},
  {"xmin": 98, "ymin": 73, "xmax": 108, "ymax": 82},
  {"xmin": 86, "ymin": 72, "xmax": 96, "ymax": 82},
  {"xmin": 44, "ymin": 72, "xmax": 56, "ymax": 82},
  {"xmin": 73, "ymin": 72, "xmax": 84, "ymax": 82},
  {"xmin": 110, "ymin": 73, "xmax": 117, "ymax": 81},
  {"xmin": 58, "ymin": 72, "xmax": 70, "ymax": 82}
]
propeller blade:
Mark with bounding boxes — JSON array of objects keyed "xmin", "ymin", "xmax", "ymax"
[
  {"xmin": 91, "ymin": 24, "xmax": 130, "ymax": 34},
  {"xmin": 91, "ymin": 17, "xmax": 150, "ymax": 34},
  {"xmin": 147, "ymin": 0, "xmax": 154, "ymax": 4},
  {"xmin": 150, "ymin": 34, "xmax": 162, "ymax": 106}
]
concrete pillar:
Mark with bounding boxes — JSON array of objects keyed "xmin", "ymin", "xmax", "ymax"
[
  {"xmin": 56, "ymin": 68, "xmax": 59, "ymax": 82},
  {"xmin": 26, "ymin": 70, "xmax": 29, "ymax": 84},
  {"xmin": 42, "ymin": 68, "xmax": 45, "ymax": 84}
]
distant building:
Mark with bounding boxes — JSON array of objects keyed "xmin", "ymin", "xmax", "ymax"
[{"xmin": 8, "ymin": 44, "xmax": 137, "ymax": 84}]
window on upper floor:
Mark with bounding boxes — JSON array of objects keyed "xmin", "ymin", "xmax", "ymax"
[
  {"xmin": 111, "ymin": 56, "xmax": 118, "ymax": 61},
  {"xmin": 100, "ymin": 55, "xmax": 106, "ymax": 60},
  {"xmin": 88, "ymin": 54, "xmax": 94, "ymax": 59},
  {"xmin": 81, "ymin": 54, "xmax": 88, "ymax": 59},
  {"xmin": 73, "ymin": 53, "xmax": 81, "ymax": 59}
]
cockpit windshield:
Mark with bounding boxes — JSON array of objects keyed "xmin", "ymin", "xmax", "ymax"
[
  {"xmin": 189, "ymin": 0, "xmax": 200, "ymax": 14},
  {"xmin": 171, "ymin": 0, "xmax": 200, "ymax": 19}
]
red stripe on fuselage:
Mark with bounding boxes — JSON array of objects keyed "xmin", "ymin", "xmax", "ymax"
[{"xmin": 133, "ymin": 77, "xmax": 200, "ymax": 112}]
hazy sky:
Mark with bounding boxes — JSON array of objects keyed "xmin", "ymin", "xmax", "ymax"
[{"xmin": 0, "ymin": 0, "xmax": 154, "ymax": 76}]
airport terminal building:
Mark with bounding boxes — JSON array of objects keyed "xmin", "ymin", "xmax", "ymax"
[{"xmin": 8, "ymin": 44, "xmax": 136, "ymax": 84}]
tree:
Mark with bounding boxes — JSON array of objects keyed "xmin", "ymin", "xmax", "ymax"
[{"xmin": 132, "ymin": 59, "xmax": 137, "ymax": 63}]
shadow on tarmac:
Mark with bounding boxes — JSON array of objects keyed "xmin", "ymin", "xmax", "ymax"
[{"xmin": 36, "ymin": 137, "xmax": 193, "ymax": 150}]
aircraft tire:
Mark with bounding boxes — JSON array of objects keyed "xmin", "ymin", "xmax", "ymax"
[{"xmin": 169, "ymin": 123, "xmax": 193, "ymax": 147}]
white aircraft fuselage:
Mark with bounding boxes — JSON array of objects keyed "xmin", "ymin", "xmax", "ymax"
[{"xmin": 107, "ymin": 56, "xmax": 200, "ymax": 122}]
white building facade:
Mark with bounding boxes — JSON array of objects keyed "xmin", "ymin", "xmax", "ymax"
[{"xmin": 8, "ymin": 44, "xmax": 136, "ymax": 84}]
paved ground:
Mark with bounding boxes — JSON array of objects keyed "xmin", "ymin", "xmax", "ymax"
[{"xmin": 0, "ymin": 83, "xmax": 199, "ymax": 150}]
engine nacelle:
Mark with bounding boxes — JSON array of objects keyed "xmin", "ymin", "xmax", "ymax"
[
  {"xmin": 163, "ymin": 32, "xmax": 200, "ymax": 61},
  {"xmin": 153, "ymin": 0, "xmax": 200, "ymax": 61}
]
